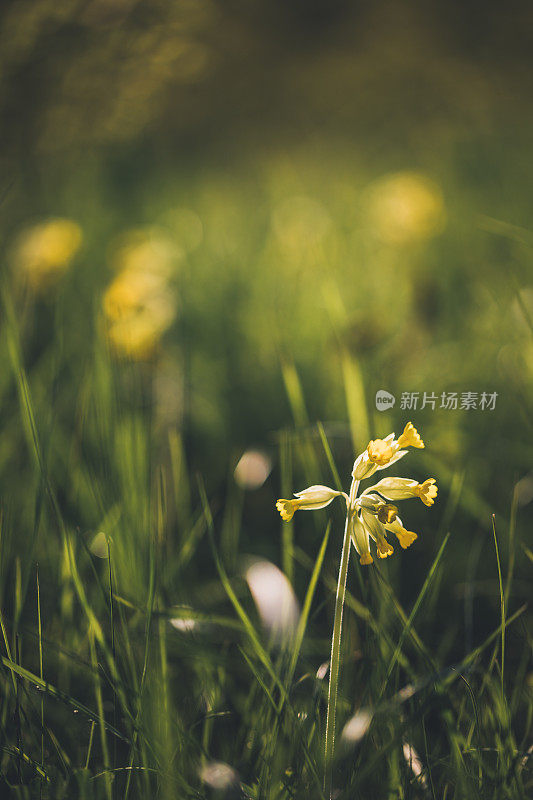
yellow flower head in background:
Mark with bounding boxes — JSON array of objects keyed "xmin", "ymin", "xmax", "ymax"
[
  {"xmin": 10, "ymin": 218, "xmax": 82, "ymax": 289},
  {"xmin": 367, "ymin": 171, "xmax": 446, "ymax": 245},
  {"xmin": 366, "ymin": 171, "xmax": 446, "ymax": 244},
  {"xmin": 103, "ymin": 228, "xmax": 178, "ymax": 359},
  {"xmin": 276, "ymin": 421, "xmax": 437, "ymax": 565}
]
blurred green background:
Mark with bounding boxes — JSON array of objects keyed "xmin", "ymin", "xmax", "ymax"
[{"xmin": 0, "ymin": 1, "xmax": 532, "ymax": 797}]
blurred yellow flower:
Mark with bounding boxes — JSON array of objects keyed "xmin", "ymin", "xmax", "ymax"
[
  {"xmin": 106, "ymin": 309, "xmax": 172, "ymax": 359},
  {"xmin": 103, "ymin": 228, "xmax": 177, "ymax": 359},
  {"xmin": 11, "ymin": 218, "xmax": 82, "ymax": 289},
  {"xmin": 366, "ymin": 171, "xmax": 446, "ymax": 244},
  {"xmin": 110, "ymin": 228, "xmax": 177, "ymax": 278},
  {"xmin": 103, "ymin": 268, "xmax": 172, "ymax": 322}
]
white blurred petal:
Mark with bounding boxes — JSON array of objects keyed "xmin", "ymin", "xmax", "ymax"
[
  {"xmin": 90, "ymin": 531, "xmax": 109, "ymax": 559},
  {"xmin": 403, "ymin": 742, "xmax": 426, "ymax": 785},
  {"xmin": 316, "ymin": 661, "xmax": 329, "ymax": 680},
  {"xmin": 170, "ymin": 617, "xmax": 196, "ymax": 633},
  {"xmin": 398, "ymin": 684, "xmax": 415, "ymax": 702},
  {"xmin": 341, "ymin": 709, "xmax": 373, "ymax": 744},
  {"xmin": 234, "ymin": 450, "xmax": 272, "ymax": 490},
  {"xmin": 245, "ymin": 560, "xmax": 299, "ymax": 642},
  {"xmin": 199, "ymin": 760, "xmax": 238, "ymax": 790},
  {"xmin": 169, "ymin": 605, "xmax": 197, "ymax": 633}
]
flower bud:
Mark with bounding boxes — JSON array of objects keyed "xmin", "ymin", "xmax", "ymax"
[
  {"xmin": 349, "ymin": 514, "xmax": 373, "ymax": 565},
  {"xmin": 277, "ymin": 485, "xmax": 342, "ymax": 521}
]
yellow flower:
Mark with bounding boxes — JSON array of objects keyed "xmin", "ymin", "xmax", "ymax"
[
  {"xmin": 276, "ymin": 485, "xmax": 343, "ymax": 521},
  {"xmin": 365, "ymin": 171, "xmax": 446, "ymax": 244},
  {"xmin": 276, "ymin": 499, "xmax": 302, "ymax": 521},
  {"xmin": 367, "ymin": 439, "xmax": 394, "ymax": 466},
  {"xmin": 103, "ymin": 269, "xmax": 167, "ymax": 321},
  {"xmin": 352, "ymin": 434, "xmax": 405, "ymax": 480},
  {"xmin": 350, "ymin": 514, "xmax": 373, "ymax": 565},
  {"xmin": 353, "ymin": 422, "xmax": 425, "ymax": 480},
  {"xmin": 384, "ymin": 517, "xmax": 418, "ymax": 549},
  {"xmin": 106, "ymin": 313, "xmax": 166, "ymax": 359},
  {"xmin": 376, "ymin": 539, "xmax": 394, "ymax": 559},
  {"xmin": 277, "ymin": 422, "xmax": 437, "ymax": 565},
  {"xmin": 357, "ymin": 493, "xmax": 398, "ymax": 524},
  {"xmin": 414, "ymin": 478, "xmax": 438, "ymax": 507},
  {"xmin": 376, "ymin": 503, "xmax": 399, "ymax": 524},
  {"xmin": 365, "ymin": 476, "xmax": 438, "ymax": 506},
  {"xmin": 396, "ymin": 422, "xmax": 424, "ymax": 450},
  {"xmin": 11, "ymin": 218, "xmax": 82, "ymax": 289},
  {"xmin": 360, "ymin": 509, "xmax": 394, "ymax": 560},
  {"xmin": 102, "ymin": 251, "xmax": 177, "ymax": 359}
]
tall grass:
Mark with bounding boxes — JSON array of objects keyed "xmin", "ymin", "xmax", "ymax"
[
  {"xmin": 0, "ymin": 157, "xmax": 532, "ymax": 799},
  {"xmin": 0, "ymin": 280, "xmax": 530, "ymax": 799}
]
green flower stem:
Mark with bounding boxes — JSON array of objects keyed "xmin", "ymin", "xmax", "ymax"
[
  {"xmin": 324, "ymin": 511, "xmax": 352, "ymax": 796},
  {"xmin": 324, "ymin": 478, "xmax": 359, "ymax": 797}
]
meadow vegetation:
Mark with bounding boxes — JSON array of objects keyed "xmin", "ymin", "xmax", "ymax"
[{"xmin": 0, "ymin": 2, "xmax": 532, "ymax": 797}]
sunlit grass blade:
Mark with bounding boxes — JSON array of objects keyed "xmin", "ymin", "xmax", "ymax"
[
  {"xmin": 36, "ymin": 565, "xmax": 44, "ymax": 799},
  {"xmin": 316, "ymin": 422, "xmax": 343, "ymax": 492},
  {"xmin": 491, "ymin": 515, "xmax": 506, "ymax": 703},
  {"xmin": 381, "ymin": 531, "xmax": 451, "ymax": 690},
  {"xmin": 89, "ymin": 627, "xmax": 112, "ymax": 800},
  {"xmin": 199, "ymin": 477, "xmax": 325, "ymax": 796},
  {"xmin": 0, "ymin": 655, "xmax": 128, "ymax": 743},
  {"xmin": 198, "ymin": 478, "xmax": 287, "ymax": 699},
  {"xmin": 340, "ymin": 348, "xmax": 369, "ymax": 454},
  {"xmin": 280, "ymin": 427, "xmax": 294, "ymax": 583},
  {"xmin": 282, "ymin": 522, "xmax": 331, "ymax": 707}
]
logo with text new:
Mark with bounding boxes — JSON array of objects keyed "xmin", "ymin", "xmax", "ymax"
[{"xmin": 375, "ymin": 390, "xmax": 395, "ymax": 410}]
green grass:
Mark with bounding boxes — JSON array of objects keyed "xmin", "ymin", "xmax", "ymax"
[
  {"xmin": 0, "ymin": 286, "xmax": 530, "ymax": 799},
  {"xmin": 0, "ymin": 135, "xmax": 532, "ymax": 798}
]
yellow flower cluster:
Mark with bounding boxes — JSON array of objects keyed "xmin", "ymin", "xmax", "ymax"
[
  {"xmin": 10, "ymin": 218, "xmax": 82, "ymax": 290},
  {"xmin": 277, "ymin": 422, "xmax": 437, "ymax": 565},
  {"xmin": 103, "ymin": 230, "xmax": 177, "ymax": 359}
]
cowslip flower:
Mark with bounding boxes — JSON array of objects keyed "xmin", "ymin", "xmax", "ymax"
[
  {"xmin": 276, "ymin": 485, "xmax": 345, "ymax": 521},
  {"xmin": 277, "ymin": 421, "xmax": 438, "ymax": 787},
  {"xmin": 384, "ymin": 517, "xmax": 418, "ymax": 550},
  {"xmin": 349, "ymin": 513, "xmax": 373, "ymax": 565},
  {"xmin": 276, "ymin": 421, "xmax": 436, "ymax": 565},
  {"xmin": 364, "ymin": 476, "xmax": 438, "ymax": 506},
  {"xmin": 351, "ymin": 421, "xmax": 425, "ymax": 482}
]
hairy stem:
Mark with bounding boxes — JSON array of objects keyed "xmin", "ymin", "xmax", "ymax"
[{"xmin": 324, "ymin": 511, "xmax": 352, "ymax": 796}]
